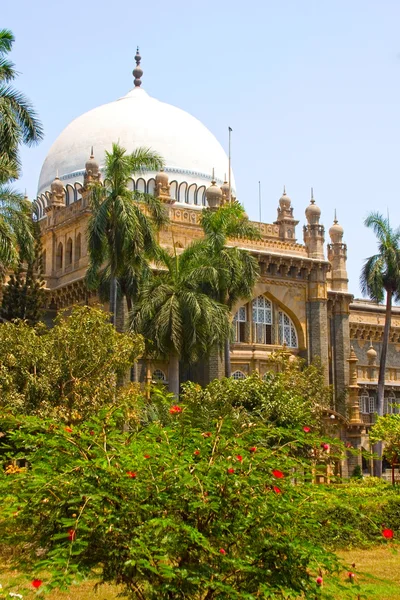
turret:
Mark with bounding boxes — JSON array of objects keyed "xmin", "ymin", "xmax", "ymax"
[
  {"xmin": 303, "ymin": 188, "xmax": 325, "ymax": 259},
  {"xmin": 83, "ymin": 147, "xmax": 101, "ymax": 186},
  {"xmin": 155, "ymin": 168, "xmax": 173, "ymax": 203},
  {"xmin": 46, "ymin": 174, "xmax": 65, "ymax": 211},
  {"xmin": 327, "ymin": 211, "xmax": 348, "ymax": 292},
  {"xmin": 274, "ymin": 186, "xmax": 299, "ymax": 241},
  {"xmin": 206, "ymin": 169, "xmax": 222, "ymax": 210}
]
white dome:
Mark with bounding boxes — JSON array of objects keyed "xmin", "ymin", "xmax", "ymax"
[{"xmin": 37, "ymin": 86, "xmax": 235, "ymax": 200}]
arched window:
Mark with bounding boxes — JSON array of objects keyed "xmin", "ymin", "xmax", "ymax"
[
  {"xmin": 75, "ymin": 233, "xmax": 82, "ymax": 262},
  {"xmin": 187, "ymin": 184, "xmax": 196, "ymax": 205},
  {"xmin": 252, "ymin": 296, "xmax": 272, "ymax": 344},
  {"xmin": 147, "ymin": 178, "xmax": 156, "ymax": 196},
  {"xmin": 66, "ymin": 184, "xmax": 75, "ymax": 206},
  {"xmin": 136, "ymin": 178, "xmax": 146, "ymax": 193},
  {"xmin": 360, "ymin": 392, "xmax": 375, "ymax": 414},
  {"xmin": 384, "ymin": 394, "xmax": 398, "ymax": 414},
  {"xmin": 128, "ymin": 178, "xmax": 135, "ymax": 191},
  {"xmin": 152, "ymin": 369, "xmax": 167, "ymax": 382},
  {"xmin": 278, "ymin": 311, "xmax": 298, "ymax": 348},
  {"xmin": 233, "ymin": 306, "xmax": 247, "ymax": 342},
  {"xmin": 66, "ymin": 238, "xmax": 73, "ymax": 266},
  {"xmin": 56, "ymin": 242, "xmax": 63, "ymax": 271},
  {"xmin": 170, "ymin": 180, "xmax": 178, "ymax": 201},
  {"xmin": 178, "ymin": 182, "xmax": 188, "ymax": 203},
  {"xmin": 196, "ymin": 185, "xmax": 206, "ymax": 206},
  {"xmin": 232, "ymin": 370, "xmax": 246, "ymax": 380}
]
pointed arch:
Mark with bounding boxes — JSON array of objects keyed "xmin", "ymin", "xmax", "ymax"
[
  {"xmin": 75, "ymin": 232, "xmax": 82, "ymax": 262},
  {"xmin": 233, "ymin": 305, "xmax": 247, "ymax": 342},
  {"xmin": 232, "ymin": 370, "xmax": 246, "ymax": 380},
  {"xmin": 66, "ymin": 238, "xmax": 73, "ymax": 266},
  {"xmin": 278, "ymin": 310, "xmax": 298, "ymax": 348},
  {"xmin": 56, "ymin": 242, "xmax": 63, "ymax": 271}
]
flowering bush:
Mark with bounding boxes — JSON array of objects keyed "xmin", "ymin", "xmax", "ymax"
[{"xmin": 0, "ymin": 405, "xmax": 356, "ymax": 599}]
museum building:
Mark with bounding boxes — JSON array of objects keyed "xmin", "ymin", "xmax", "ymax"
[{"xmin": 32, "ymin": 50, "xmax": 400, "ymax": 476}]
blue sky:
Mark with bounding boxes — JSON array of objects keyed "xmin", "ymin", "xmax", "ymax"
[{"xmin": 4, "ymin": 0, "xmax": 400, "ymax": 296}]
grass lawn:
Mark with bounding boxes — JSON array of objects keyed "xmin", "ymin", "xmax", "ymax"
[
  {"xmin": 336, "ymin": 546, "xmax": 400, "ymax": 600},
  {"xmin": 1, "ymin": 547, "xmax": 400, "ymax": 599}
]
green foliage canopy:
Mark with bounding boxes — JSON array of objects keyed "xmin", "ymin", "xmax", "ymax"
[{"xmin": 0, "ymin": 305, "xmax": 143, "ymax": 421}]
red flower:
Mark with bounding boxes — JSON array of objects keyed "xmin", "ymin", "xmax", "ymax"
[
  {"xmin": 68, "ymin": 529, "xmax": 76, "ymax": 542},
  {"xmin": 348, "ymin": 572, "xmax": 355, "ymax": 580},
  {"xmin": 227, "ymin": 468, "xmax": 235, "ymax": 474},
  {"xmin": 382, "ymin": 528, "xmax": 394, "ymax": 539},
  {"xmin": 273, "ymin": 486, "xmax": 282, "ymax": 494},
  {"xmin": 219, "ymin": 548, "xmax": 226, "ymax": 555},
  {"xmin": 321, "ymin": 443, "xmax": 330, "ymax": 451},
  {"xmin": 249, "ymin": 446, "xmax": 257, "ymax": 453},
  {"xmin": 127, "ymin": 471, "xmax": 137, "ymax": 478},
  {"xmin": 144, "ymin": 454, "xmax": 151, "ymax": 459},
  {"xmin": 316, "ymin": 576, "xmax": 323, "ymax": 586},
  {"xmin": 272, "ymin": 469, "xmax": 284, "ymax": 479},
  {"xmin": 194, "ymin": 450, "xmax": 200, "ymax": 456},
  {"xmin": 169, "ymin": 405, "xmax": 182, "ymax": 414},
  {"xmin": 303, "ymin": 426, "xmax": 311, "ymax": 433},
  {"xmin": 65, "ymin": 426, "xmax": 72, "ymax": 433},
  {"xmin": 236, "ymin": 455, "xmax": 243, "ymax": 462},
  {"xmin": 32, "ymin": 579, "xmax": 42, "ymax": 589},
  {"xmin": 201, "ymin": 432, "xmax": 212, "ymax": 438},
  {"xmin": 89, "ymin": 430, "xmax": 94, "ymax": 436}
]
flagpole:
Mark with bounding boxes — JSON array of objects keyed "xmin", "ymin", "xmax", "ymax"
[{"xmin": 228, "ymin": 126, "xmax": 232, "ymax": 202}]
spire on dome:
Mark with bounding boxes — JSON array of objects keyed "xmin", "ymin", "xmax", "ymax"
[
  {"xmin": 133, "ymin": 47, "xmax": 143, "ymax": 87},
  {"xmin": 310, "ymin": 187, "xmax": 314, "ymax": 204},
  {"xmin": 334, "ymin": 208, "xmax": 337, "ymax": 224}
]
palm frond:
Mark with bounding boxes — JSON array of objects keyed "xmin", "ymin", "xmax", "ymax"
[{"xmin": 0, "ymin": 85, "xmax": 43, "ymax": 145}]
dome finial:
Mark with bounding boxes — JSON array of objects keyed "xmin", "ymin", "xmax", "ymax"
[
  {"xmin": 283, "ymin": 184, "xmax": 286, "ymax": 195},
  {"xmin": 334, "ymin": 208, "xmax": 338, "ymax": 224},
  {"xmin": 90, "ymin": 146, "xmax": 94, "ymax": 158},
  {"xmin": 311, "ymin": 187, "xmax": 314, "ymax": 204},
  {"xmin": 211, "ymin": 167, "xmax": 216, "ymax": 184},
  {"xmin": 133, "ymin": 46, "xmax": 143, "ymax": 87}
]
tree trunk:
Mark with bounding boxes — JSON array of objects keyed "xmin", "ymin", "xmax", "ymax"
[
  {"xmin": 374, "ymin": 289, "xmax": 392, "ymax": 478},
  {"xmin": 224, "ymin": 337, "xmax": 231, "ymax": 378},
  {"xmin": 168, "ymin": 351, "xmax": 180, "ymax": 398},
  {"xmin": 109, "ymin": 276, "xmax": 117, "ymax": 327}
]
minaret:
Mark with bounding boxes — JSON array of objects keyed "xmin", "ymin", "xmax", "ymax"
[
  {"xmin": 274, "ymin": 186, "xmax": 299, "ymax": 241},
  {"xmin": 303, "ymin": 188, "xmax": 325, "ymax": 259},
  {"xmin": 327, "ymin": 211, "xmax": 348, "ymax": 292}
]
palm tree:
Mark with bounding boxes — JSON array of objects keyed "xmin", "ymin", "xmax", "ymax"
[
  {"xmin": 86, "ymin": 142, "xmax": 167, "ymax": 328},
  {"xmin": 0, "ymin": 29, "xmax": 43, "ymax": 182},
  {"xmin": 360, "ymin": 212, "xmax": 400, "ymax": 477},
  {"xmin": 200, "ymin": 201, "xmax": 260, "ymax": 376},
  {"xmin": 0, "ymin": 185, "xmax": 34, "ymax": 276},
  {"xmin": 131, "ymin": 244, "xmax": 231, "ymax": 396}
]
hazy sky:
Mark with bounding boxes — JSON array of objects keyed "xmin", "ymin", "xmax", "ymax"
[{"xmin": 4, "ymin": 0, "xmax": 400, "ymax": 296}]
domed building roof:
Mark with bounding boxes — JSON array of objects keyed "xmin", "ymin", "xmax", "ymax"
[{"xmin": 37, "ymin": 54, "xmax": 235, "ymax": 202}]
